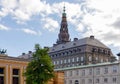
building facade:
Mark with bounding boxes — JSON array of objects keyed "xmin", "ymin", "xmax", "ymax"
[
  {"xmin": 0, "ymin": 54, "xmax": 28, "ymax": 84},
  {"xmin": 55, "ymin": 61, "xmax": 120, "ymax": 84},
  {"xmin": 18, "ymin": 6, "xmax": 118, "ymax": 84},
  {"xmin": 0, "ymin": 54, "xmax": 64, "ymax": 84},
  {"xmin": 48, "ymin": 6, "xmax": 115, "ymax": 69}
]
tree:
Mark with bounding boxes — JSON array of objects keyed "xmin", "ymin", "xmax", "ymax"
[{"xmin": 24, "ymin": 44, "xmax": 54, "ymax": 84}]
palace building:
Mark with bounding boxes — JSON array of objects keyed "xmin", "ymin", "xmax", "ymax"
[
  {"xmin": 18, "ymin": 6, "xmax": 119, "ymax": 84},
  {"xmin": 48, "ymin": 6, "xmax": 115, "ymax": 69}
]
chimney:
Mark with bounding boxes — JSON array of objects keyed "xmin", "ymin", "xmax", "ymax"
[
  {"xmin": 22, "ymin": 53, "xmax": 25, "ymax": 55},
  {"xmin": 90, "ymin": 35, "xmax": 94, "ymax": 39},
  {"xmin": 74, "ymin": 38, "xmax": 78, "ymax": 41},
  {"xmin": 28, "ymin": 51, "xmax": 32, "ymax": 54}
]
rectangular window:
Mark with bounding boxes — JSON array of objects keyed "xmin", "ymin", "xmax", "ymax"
[
  {"xmin": 13, "ymin": 69, "xmax": 19, "ymax": 84},
  {"xmin": 69, "ymin": 80, "xmax": 72, "ymax": 84},
  {"xmin": 72, "ymin": 58, "xmax": 74, "ymax": 62},
  {"xmin": 104, "ymin": 78, "xmax": 108, "ymax": 83},
  {"xmin": 81, "ymin": 79, "xmax": 85, "ymax": 84},
  {"xmin": 81, "ymin": 56, "xmax": 84, "ymax": 61},
  {"xmin": 0, "ymin": 68, "xmax": 4, "ymax": 84},
  {"xmin": 82, "ymin": 70, "xmax": 85, "ymax": 76},
  {"xmin": 113, "ymin": 77, "xmax": 117, "ymax": 83},
  {"xmin": 76, "ymin": 70, "xmax": 79, "ymax": 76},
  {"xmin": 96, "ymin": 68, "xmax": 100, "ymax": 75},
  {"xmin": 113, "ymin": 66, "xmax": 117, "ymax": 73},
  {"xmin": 88, "ymin": 79, "xmax": 92, "ymax": 83},
  {"xmin": 89, "ymin": 69, "xmax": 92, "ymax": 75},
  {"xmin": 69, "ymin": 71, "xmax": 72, "ymax": 76},
  {"xmin": 104, "ymin": 67, "xmax": 108, "ymax": 74},
  {"xmin": 77, "ymin": 57, "xmax": 79, "ymax": 62},
  {"xmin": 68, "ymin": 59, "xmax": 70, "ymax": 63},
  {"xmin": 96, "ymin": 78, "xmax": 99, "ymax": 83}
]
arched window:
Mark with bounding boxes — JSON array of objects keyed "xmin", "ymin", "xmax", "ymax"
[{"xmin": 75, "ymin": 80, "xmax": 79, "ymax": 84}]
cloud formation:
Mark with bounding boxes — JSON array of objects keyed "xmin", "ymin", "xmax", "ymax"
[
  {"xmin": 21, "ymin": 28, "xmax": 41, "ymax": 35},
  {"xmin": 0, "ymin": 0, "xmax": 120, "ymax": 52},
  {"xmin": 0, "ymin": 24, "xmax": 10, "ymax": 31}
]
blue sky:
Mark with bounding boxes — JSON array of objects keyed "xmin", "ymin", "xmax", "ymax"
[{"xmin": 0, "ymin": 0, "xmax": 120, "ymax": 57}]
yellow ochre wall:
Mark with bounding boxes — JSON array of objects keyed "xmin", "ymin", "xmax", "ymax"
[
  {"xmin": 0, "ymin": 59, "xmax": 28, "ymax": 84},
  {"xmin": 0, "ymin": 58, "xmax": 64, "ymax": 84}
]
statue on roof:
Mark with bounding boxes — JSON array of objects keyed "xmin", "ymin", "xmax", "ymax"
[{"xmin": 0, "ymin": 49, "xmax": 7, "ymax": 54}]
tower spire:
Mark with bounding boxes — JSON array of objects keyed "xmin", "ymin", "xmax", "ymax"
[{"xmin": 56, "ymin": 5, "xmax": 70, "ymax": 44}]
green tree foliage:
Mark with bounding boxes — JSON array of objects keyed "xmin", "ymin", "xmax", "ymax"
[{"xmin": 24, "ymin": 44, "xmax": 54, "ymax": 84}]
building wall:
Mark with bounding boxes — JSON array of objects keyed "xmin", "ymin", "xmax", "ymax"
[
  {"xmin": 0, "ymin": 57, "xmax": 64, "ymax": 84},
  {"xmin": 61, "ymin": 62, "xmax": 120, "ymax": 84},
  {"xmin": 48, "ymin": 71, "xmax": 64, "ymax": 84},
  {"xmin": 0, "ymin": 59, "xmax": 28, "ymax": 84}
]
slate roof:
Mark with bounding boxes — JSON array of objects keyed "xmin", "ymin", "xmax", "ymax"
[{"xmin": 49, "ymin": 36, "xmax": 109, "ymax": 53}]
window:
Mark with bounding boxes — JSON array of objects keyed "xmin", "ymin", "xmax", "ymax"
[
  {"xmin": 57, "ymin": 61, "xmax": 59, "ymax": 65},
  {"xmin": 76, "ymin": 70, "xmax": 79, "ymax": 76},
  {"xmin": 72, "ymin": 58, "xmax": 74, "ymax": 62},
  {"xmin": 69, "ymin": 80, "xmax": 72, "ymax": 84},
  {"xmin": 89, "ymin": 56, "xmax": 92, "ymax": 61},
  {"xmin": 81, "ymin": 79, "xmax": 85, "ymax": 84},
  {"xmin": 53, "ymin": 61, "xmax": 56, "ymax": 65},
  {"xmin": 113, "ymin": 77, "xmax": 117, "ymax": 83},
  {"xmin": 89, "ymin": 69, "xmax": 92, "ymax": 75},
  {"xmin": 0, "ymin": 68, "xmax": 4, "ymax": 84},
  {"xmin": 101, "ymin": 59, "xmax": 103, "ymax": 62},
  {"xmin": 113, "ymin": 66, "xmax": 117, "ymax": 73},
  {"xmin": 96, "ymin": 68, "xmax": 100, "ymax": 75},
  {"xmin": 88, "ymin": 79, "xmax": 92, "ymax": 83},
  {"xmin": 81, "ymin": 56, "xmax": 84, "ymax": 61},
  {"xmin": 104, "ymin": 78, "xmax": 108, "ymax": 83},
  {"xmin": 68, "ymin": 59, "xmax": 70, "ymax": 63},
  {"xmin": 13, "ymin": 69, "xmax": 19, "ymax": 84},
  {"xmin": 64, "ymin": 59, "xmax": 66, "ymax": 63},
  {"xmin": 75, "ymin": 80, "xmax": 79, "ymax": 84},
  {"xmin": 77, "ymin": 57, "xmax": 79, "ymax": 62},
  {"xmin": 60, "ymin": 60, "xmax": 63, "ymax": 64},
  {"xmin": 104, "ymin": 67, "xmax": 108, "ymax": 74},
  {"xmin": 96, "ymin": 78, "xmax": 99, "ymax": 83},
  {"xmin": 64, "ymin": 71, "xmax": 67, "ymax": 77},
  {"xmin": 96, "ymin": 57, "xmax": 98, "ymax": 61},
  {"xmin": 70, "ymin": 71, "xmax": 72, "ymax": 76},
  {"xmin": 82, "ymin": 70, "xmax": 85, "ymax": 76}
]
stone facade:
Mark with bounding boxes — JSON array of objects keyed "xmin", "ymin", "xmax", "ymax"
[
  {"xmin": 55, "ymin": 61, "xmax": 120, "ymax": 84},
  {"xmin": 0, "ymin": 54, "xmax": 64, "ymax": 84},
  {"xmin": 48, "ymin": 6, "xmax": 115, "ymax": 69}
]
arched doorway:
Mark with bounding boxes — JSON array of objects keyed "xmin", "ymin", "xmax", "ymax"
[{"xmin": 75, "ymin": 80, "xmax": 79, "ymax": 84}]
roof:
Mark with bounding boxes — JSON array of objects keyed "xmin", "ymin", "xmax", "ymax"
[
  {"xmin": 0, "ymin": 54, "xmax": 30, "ymax": 62},
  {"xmin": 49, "ymin": 36, "xmax": 109, "ymax": 53},
  {"xmin": 55, "ymin": 61, "xmax": 119, "ymax": 71}
]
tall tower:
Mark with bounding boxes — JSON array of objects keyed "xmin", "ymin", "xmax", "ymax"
[{"xmin": 56, "ymin": 6, "xmax": 70, "ymax": 44}]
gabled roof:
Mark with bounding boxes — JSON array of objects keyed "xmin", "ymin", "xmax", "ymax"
[{"xmin": 49, "ymin": 36, "xmax": 109, "ymax": 53}]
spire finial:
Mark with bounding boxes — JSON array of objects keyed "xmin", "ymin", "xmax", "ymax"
[{"xmin": 63, "ymin": 3, "xmax": 65, "ymax": 13}]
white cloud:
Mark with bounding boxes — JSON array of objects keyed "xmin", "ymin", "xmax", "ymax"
[
  {"xmin": 21, "ymin": 28, "xmax": 41, "ymax": 35},
  {"xmin": 0, "ymin": 24, "xmax": 10, "ymax": 31},
  {"xmin": 79, "ymin": 0, "xmax": 120, "ymax": 50},
  {"xmin": 1, "ymin": 0, "xmax": 120, "ymax": 51},
  {"xmin": 42, "ymin": 18, "xmax": 59, "ymax": 32},
  {"xmin": 0, "ymin": 0, "xmax": 50, "ymax": 22}
]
